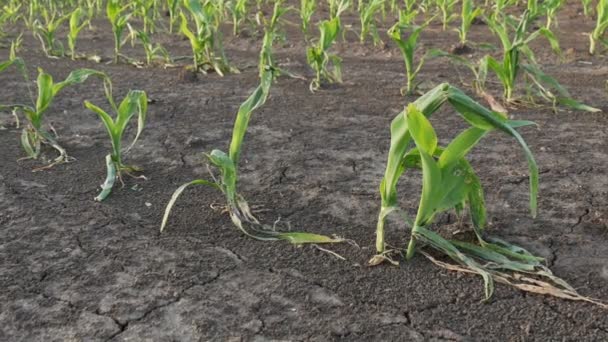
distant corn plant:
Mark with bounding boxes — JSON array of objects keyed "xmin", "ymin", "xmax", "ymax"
[
  {"xmin": 388, "ymin": 17, "xmax": 438, "ymax": 95},
  {"xmin": 162, "ymin": 3, "xmax": 341, "ymax": 244},
  {"xmin": 307, "ymin": 17, "xmax": 343, "ymax": 91},
  {"xmin": 300, "ymin": 0, "xmax": 316, "ymax": 38},
  {"xmin": 359, "ymin": 0, "xmax": 385, "ymax": 45},
  {"xmin": 68, "ymin": 8, "xmax": 89, "ymax": 60},
  {"xmin": 455, "ymin": 0, "xmax": 483, "ymax": 48},
  {"xmin": 84, "ymin": 79, "xmax": 148, "ymax": 201},
  {"xmin": 372, "ymin": 83, "xmax": 603, "ymax": 305},
  {"xmin": 0, "ymin": 60, "xmax": 106, "ymax": 168},
  {"xmin": 589, "ymin": 0, "xmax": 608, "ymax": 55},
  {"xmin": 180, "ymin": 0, "xmax": 235, "ymax": 75},
  {"xmin": 107, "ymin": 0, "xmax": 132, "ymax": 63},
  {"xmin": 226, "ymin": 0, "xmax": 248, "ymax": 36},
  {"xmin": 33, "ymin": 8, "xmax": 70, "ymax": 57},
  {"xmin": 435, "ymin": 0, "xmax": 457, "ymax": 30}
]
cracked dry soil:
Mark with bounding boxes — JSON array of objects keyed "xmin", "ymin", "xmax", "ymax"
[{"xmin": 1, "ymin": 4, "xmax": 608, "ymax": 341}]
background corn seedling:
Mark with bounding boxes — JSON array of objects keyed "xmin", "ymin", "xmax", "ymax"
[
  {"xmin": 226, "ymin": 0, "xmax": 249, "ymax": 36},
  {"xmin": 359, "ymin": 0, "xmax": 385, "ymax": 45},
  {"xmin": 300, "ymin": 0, "xmax": 317, "ymax": 38},
  {"xmin": 33, "ymin": 8, "xmax": 70, "ymax": 57},
  {"xmin": 107, "ymin": 0, "xmax": 132, "ymax": 63},
  {"xmin": 435, "ymin": 0, "xmax": 457, "ymax": 30},
  {"xmin": 162, "ymin": 4, "xmax": 341, "ymax": 245},
  {"xmin": 307, "ymin": 17, "xmax": 343, "ymax": 91},
  {"xmin": 589, "ymin": 0, "xmax": 608, "ymax": 55},
  {"xmin": 0, "ymin": 61, "xmax": 107, "ymax": 169},
  {"xmin": 84, "ymin": 79, "xmax": 148, "ymax": 201},
  {"xmin": 373, "ymin": 83, "xmax": 601, "ymax": 304},
  {"xmin": 388, "ymin": 17, "xmax": 439, "ymax": 95},
  {"xmin": 456, "ymin": 0, "xmax": 483, "ymax": 47},
  {"xmin": 180, "ymin": 0, "xmax": 234, "ymax": 75},
  {"xmin": 68, "ymin": 8, "xmax": 88, "ymax": 60}
]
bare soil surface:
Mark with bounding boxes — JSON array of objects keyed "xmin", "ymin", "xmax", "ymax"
[{"xmin": 1, "ymin": 4, "xmax": 608, "ymax": 341}]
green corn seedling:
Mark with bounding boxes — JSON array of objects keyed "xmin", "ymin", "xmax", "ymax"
[
  {"xmin": 1, "ymin": 64, "xmax": 107, "ymax": 168},
  {"xmin": 107, "ymin": 0, "xmax": 132, "ymax": 63},
  {"xmin": 359, "ymin": 0, "xmax": 385, "ymax": 45},
  {"xmin": 542, "ymin": 0, "xmax": 564, "ymax": 29},
  {"xmin": 456, "ymin": 0, "xmax": 483, "ymax": 47},
  {"xmin": 582, "ymin": 0, "xmax": 593, "ymax": 17},
  {"xmin": 301, "ymin": 0, "xmax": 316, "ymax": 38},
  {"xmin": 484, "ymin": 12, "xmax": 556, "ymax": 101},
  {"xmin": 180, "ymin": 0, "xmax": 234, "ymax": 75},
  {"xmin": 135, "ymin": 30, "xmax": 171, "ymax": 65},
  {"xmin": 329, "ymin": 0, "xmax": 350, "ymax": 19},
  {"xmin": 388, "ymin": 18, "xmax": 438, "ymax": 95},
  {"xmin": 373, "ymin": 83, "xmax": 598, "ymax": 303},
  {"xmin": 68, "ymin": 8, "xmax": 89, "ymax": 60},
  {"xmin": 33, "ymin": 8, "xmax": 70, "ymax": 57},
  {"xmin": 166, "ymin": 0, "xmax": 181, "ymax": 33},
  {"xmin": 227, "ymin": 0, "xmax": 248, "ymax": 36},
  {"xmin": 307, "ymin": 17, "xmax": 343, "ymax": 91},
  {"xmin": 84, "ymin": 81, "xmax": 147, "ymax": 201},
  {"xmin": 590, "ymin": 0, "xmax": 608, "ymax": 55},
  {"xmin": 435, "ymin": 0, "xmax": 457, "ymax": 30},
  {"xmin": 162, "ymin": 7, "xmax": 341, "ymax": 244}
]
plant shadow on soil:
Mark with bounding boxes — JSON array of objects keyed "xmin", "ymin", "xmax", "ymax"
[{"xmin": 1, "ymin": 3, "xmax": 608, "ymax": 341}]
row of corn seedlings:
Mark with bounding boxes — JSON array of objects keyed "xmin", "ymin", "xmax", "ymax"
[
  {"xmin": 2, "ymin": 0, "xmax": 606, "ymax": 86},
  {"xmin": 0, "ymin": 54, "xmax": 148, "ymax": 199}
]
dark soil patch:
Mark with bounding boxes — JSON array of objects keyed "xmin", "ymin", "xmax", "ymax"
[{"xmin": 1, "ymin": 3, "xmax": 608, "ymax": 341}]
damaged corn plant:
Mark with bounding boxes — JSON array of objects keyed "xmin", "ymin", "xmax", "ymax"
[
  {"xmin": 1, "ymin": 57, "xmax": 106, "ymax": 169},
  {"xmin": 84, "ymin": 78, "xmax": 148, "ymax": 201},
  {"xmin": 371, "ymin": 83, "xmax": 604, "ymax": 305},
  {"xmin": 162, "ymin": 3, "xmax": 340, "ymax": 244}
]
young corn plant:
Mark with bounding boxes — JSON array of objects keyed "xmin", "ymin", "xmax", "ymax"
[
  {"xmin": 227, "ymin": 0, "xmax": 248, "ymax": 36},
  {"xmin": 359, "ymin": 0, "xmax": 385, "ymax": 45},
  {"xmin": 1, "ymin": 64, "xmax": 107, "ymax": 168},
  {"xmin": 388, "ymin": 18, "xmax": 437, "ymax": 95},
  {"xmin": 582, "ymin": 0, "xmax": 594, "ymax": 17},
  {"xmin": 307, "ymin": 17, "xmax": 343, "ymax": 91},
  {"xmin": 84, "ymin": 81, "xmax": 147, "ymax": 201},
  {"xmin": 166, "ymin": 0, "xmax": 181, "ymax": 33},
  {"xmin": 107, "ymin": 0, "xmax": 132, "ymax": 63},
  {"xmin": 180, "ymin": 0, "xmax": 234, "ymax": 75},
  {"xmin": 435, "ymin": 0, "xmax": 457, "ymax": 30},
  {"xmin": 33, "ymin": 8, "xmax": 70, "ymax": 57},
  {"xmin": 542, "ymin": 0, "xmax": 564, "ymax": 29},
  {"xmin": 372, "ymin": 83, "xmax": 603, "ymax": 305},
  {"xmin": 161, "ymin": 10, "xmax": 341, "ymax": 244},
  {"xmin": 135, "ymin": 30, "xmax": 171, "ymax": 65},
  {"xmin": 68, "ymin": 8, "xmax": 89, "ymax": 60},
  {"xmin": 589, "ymin": 0, "xmax": 608, "ymax": 55},
  {"xmin": 300, "ymin": 0, "xmax": 316, "ymax": 38},
  {"xmin": 455, "ymin": 0, "xmax": 483, "ymax": 48}
]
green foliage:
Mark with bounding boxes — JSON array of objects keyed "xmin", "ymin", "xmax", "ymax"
[
  {"xmin": 107, "ymin": 0, "xmax": 132, "ymax": 63},
  {"xmin": 435, "ymin": 0, "xmax": 457, "ymax": 30},
  {"xmin": 388, "ymin": 19, "xmax": 437, "ymax": 95},
  {"xmin": 33, "ymin": 8, "xmax": 70, "ymax": 57},
  {"xmin": 84, "ymin": 81, "xmax": 148, "ymax": 201},
  {"xmin": 590, "ymin": 0, "xmax": 608, "ymax": 55},
  {"xmin": 307, "ymin": 16, "xmax": 343, "ymax": 91},
  {"xmin": 227, "ymin": 0, "xmax": 248, "ymax": 36},
  {"xmin": 300, "ymin": 0, "xmax": 317, "ymax": 37},
  {"xmin": 1, "ymin": 62, "xmax": 107, "ymax": 167},
  {"xmin": 180, "ymin": 0, "xmax": 233, "ymax": 75},
  {"xmin": 68, "ymin": 8, "xmax": 89, "ymax": 60},
  {"xmin": 359, "ymin": 0, "xmax": 385, "ymax": 45},
  {"xmin": 456, "ymin": 0, "xmax": 483, "ymax": 46},
  {"xmin": 372, "ymin": 83, "xmax": 584, "ymax": 299}
]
